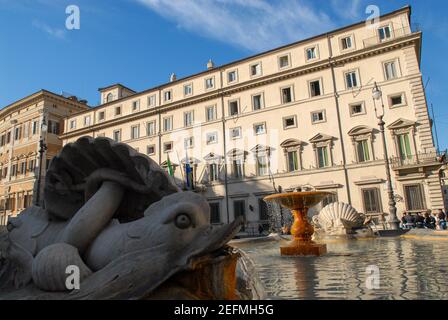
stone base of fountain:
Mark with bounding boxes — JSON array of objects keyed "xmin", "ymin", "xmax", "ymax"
[{"xmin": 281, "ymin": 240, "xmax": 327, "ymax": 256}]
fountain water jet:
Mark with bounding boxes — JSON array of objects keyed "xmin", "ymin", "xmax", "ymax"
[{"xmin": 264, "ymin": 191, "xmax": 332, "ymax": 256}]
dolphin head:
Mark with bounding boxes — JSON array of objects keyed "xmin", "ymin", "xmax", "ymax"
[{"xmin": 139, "ymin": 191, "xmax": 242, "ymax": 258}]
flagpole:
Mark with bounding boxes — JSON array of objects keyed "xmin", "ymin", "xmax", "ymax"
[{"xmin": 175, "ymin": 149, "xmax": 185, "ymax": 183}]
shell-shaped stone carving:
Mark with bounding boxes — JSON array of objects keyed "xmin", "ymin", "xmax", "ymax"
[
  {"xmin": 32, "ymin": 243, "xmax": 92, "ymax": 292},
  {"xmin": 44, "ymin": 136, "xmax": 179, "ymax": 222},
  {"xmin": 317, "ymin": 202, "xmax": 364, "ymax": 228}
]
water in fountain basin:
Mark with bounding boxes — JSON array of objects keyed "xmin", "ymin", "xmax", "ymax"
[{"xmin": 233, "ymin": 237, "xmax": 448, "ymax": 300}]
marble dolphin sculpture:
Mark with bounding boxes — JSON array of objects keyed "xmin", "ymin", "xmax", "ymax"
[{"xmin": 0, "ymin": 137, "xmax": 242, "ymax": 299}]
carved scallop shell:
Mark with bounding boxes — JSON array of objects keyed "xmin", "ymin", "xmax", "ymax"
[
  {"xmin": 31, "ymin": 243, "xmax": 92, "ymax": 292},
  {"xmin": 44, "ymin": 136, "xmax": 179, "ymax": 222},
  {"xmin": 317, "ymin": 202, "xmax": 363, "ymax": 228}
]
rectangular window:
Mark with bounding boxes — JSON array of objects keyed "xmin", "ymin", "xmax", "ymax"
[
  {"xmin": 0, "ymin": 135, "xmax": 4, "ymax": 147},
  {"xmin": 389, "ymin": 93, "xmax": 405, "ymax": 108},
  {"xmin": 356, "ymin": 140, "xmax": 370, "ymax": 162},
  {"xmin": 32, "ymin": 121, "xmax": 39, "ymax": 135},
  {"xmin": 404, "ymin": 184, "xmax": 426, "ymax": 211},
  {"xmin": 230, "ymin": 127, "xmax": 241, "ymax": 139},
  {"xmin": 84, "ymin": 116, "xmax": 91, "ymax": 126},
  {"xmin": 184, "ymin": 111, "xmax": 194, "ymax": 127},
  {"xmin": 254, "ymin": 123, "xmax": 266, "ymax": 135},
  {"xmin": 6, "ymin": 132, "xmax": 10, "ymax": 144},
  {"xmin": 113, "ymin": 130, "xmax": 121, "ymax": 142},
  {"xmin": 98, "ymin": 111, "xmax": 105, "ymax": 121},
  {"xmin": 233, "ymin": 200, "xmax": 246, "ymax": 228},
  {"xmin": 148, "ymin": 95, "xmax": 156, "ymax": 107},
  {"xmin": 306, "ymin": 47, "xmax": 317, "ymax": 60},
  {"xmin": 311, "ymin": 111, "xmax": 325, "ymax": 124},
  {"xmin": 184, "ymin": 83, "xmax": 193, "ymax": 96},
  {"xmin": 345, "ymin": 71, "xmax": 358, "ymax": 89},
  {"xmin": 14, "ymin": 127, "xmax": 21, "ymax": 141},
  {"xmin": 147, "ymin": 145, "xmax": 155, "ymax": 155},
  {"xmin": 164, "ymin": 90, "xmax": 172, "ymax": 102},
  {"xmin": 252, "ymin": 94, "xmax": 263, "ymax": 111},
  {"xmin": 278, "ymin": 55, "xmax": 290, "ymax": 68},
  {"xmin": 147, "ymin": 121, "xmax": 156, "ymax": 136},
  {"xmin": 341, "ymin": 36, "xmax": 353, "ymax": 50},
  {"xmin": 384, "ymin": 61, "xmax": 397, "ymax": 80},
  {"xmin": 229, "ymin": 100, "xmax": 239, "ymax": 116},
  {"xmin": 232, "ymin": 159, "xmax": 243, "ymax": 179},
  {"xmin": 115, "ymin": 106, "xmax": 121, "ymax": 116},
  {"xmin": 256, "ymin": 155, "xmax": 268, "ymax": 176},
  {"xmin": 69, "ymin": 119, "xmax": 76, "ymax": 130},
  {"xmin": 163, "ymin": 142, "xmax": 173, "ymax": 153},
  {"xmin": 317, "ymin": 146, "xmax": 329, "ymax": 168},
  {"xmin": 29, "ymin": 159, "xmax": 35, "ymax": 172},
  {"xmin": 258, "ymin": 198, "xmax": 269, "ymax": 221},
  {"xmin": 362, "ymin": 188, "xmax": 382, "ymax": 213},
  {"xmin": 206, "ymin": 105, "xmax": 216, "ymax": 122},
  {"xmin": 350, "ymin": 103, "xmax": 364, "ymax": 116},
  {"xmin": 250, "ymin": 63, "xmax": 262, "ymax": 77},
  {"xmin": 287, "ymin": 151, "xmax": 299, "ymax": 172},
  {"xmin": 397, "ymin": 133, "xmax": 412, "ymax": 160},
  {"xmin": 281, "ymin": 87, "xmax": 293, "ymax": 104},
  {"xmin": 131, "ymin": 125, "xmax": 140, "ymax": 140},
  {"xmin": 163, "ymin": 116, "xmax": 173, "ymax": 132},
  {"xmin": 132, "ymin": 100, "xmax": 140, "ymax": 112},
  {"xmin": 20, "ymin": 162, "xmax": 26, "ymax": 175},
  {"xmin": 227, "ymin": 70, "xmax": 237, "ymax": 83},
  {"xmin": 48, "ymin": 120, "xmax": 60, "ymax": 134},
  {"xmin": 309, "ymin": 80, "xmax": 321, "ymax": 97},
  {"xmin": 206, "ymin": 132, "xmax": 218, "ymax": 145},
  {"xmin": 184, "ymin": 137, "xmax": 194, "ymax": 149},
  {"xmin": 283, "ymin": 115, "xmax": 297, "ymax": 129},
  {"xmin": 209, "ymin": 202, "xmax": 221, "ymax": 224},
  {"xmin": 378, "ymin": 25, "xmax": 392, "ymax": 41},
  {"xmin": 205, "ymin": 77, "xmax": 214, "ymax": 89},
  {"xmin": 209, "ymin": 163, "xmax": 219, "ymax": 182}
]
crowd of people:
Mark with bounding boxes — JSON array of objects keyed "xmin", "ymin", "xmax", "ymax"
[{"xmin": 401, "ymin": 209, "xmax": 447, "ymax": 230}]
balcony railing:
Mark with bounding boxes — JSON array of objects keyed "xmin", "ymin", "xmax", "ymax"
[
  {"xmin": 363, "ymin": 24, "xmax": 420, "ymax": 48},
  {"xmin": 390, "ymin": 151, "xmax": 445, "ymax": 169}
]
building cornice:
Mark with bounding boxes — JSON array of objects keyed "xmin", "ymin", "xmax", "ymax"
[
  {"xmin": 0, "ymin": 90, "xmax": 89, "ymax": 122},
  {"xmin": 64, "ymin": 6, "xmax": 413, "ymax": 119}
]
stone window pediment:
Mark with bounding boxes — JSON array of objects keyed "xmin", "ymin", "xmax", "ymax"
[
  {"xmin": 348, "ymin": 126, "xmax": 373, "ymax": 142},
  {"xmin": 204, "ymin": 152, "xmax": 223, "ymax": 163},
  {"xmin": 309, "ymin": 133, "xmax": 334, "ymax": 148},
  {"xmin": 250, "ymin": 144, "xmax": 274, "ymax": 156},
  {"xmin": 387, "ymin": 118, "xmax": 416, "ymax": 131},
  {"xmin": 227, "ymin": 148, "xmax": 247, "ymax": 160},
  {"xmin": 280, "ymin": 139, "xmax": 303, "ymax": 152},
  {"xmin": 180, "ymin": 157, "xmax": 201, "ymax": 165}
]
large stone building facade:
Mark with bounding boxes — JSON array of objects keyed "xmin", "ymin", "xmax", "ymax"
[
  {"xmin": 0, "ymin": 90, "xmax": 88, "ymax": 225},
  {"xmin": 55, "ymin": 7, "xmax": 445, "ymax": 233}
]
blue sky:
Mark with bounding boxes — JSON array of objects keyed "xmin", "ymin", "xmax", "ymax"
[{"xmin": 0, "ymin": 0, "xmax": 447, "ymax": 149}]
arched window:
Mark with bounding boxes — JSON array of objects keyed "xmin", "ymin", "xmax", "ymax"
[{"xmin": 106, "ymin": 93, "xmax": 113, "ymax": 103}]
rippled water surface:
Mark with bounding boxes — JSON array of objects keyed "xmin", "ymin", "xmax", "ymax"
[{"xmin": 234, "ymin": 238, "xmax": 448, "ymax": 300}]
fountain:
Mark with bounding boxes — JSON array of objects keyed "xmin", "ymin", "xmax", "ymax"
[{"xmin": 264, "ymin": 191, "xmax": 332, "ymax": 256}]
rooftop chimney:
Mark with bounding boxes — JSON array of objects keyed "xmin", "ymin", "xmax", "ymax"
[
  {"xmin": 207, "ymin": 59, "xmax": 215, "ymax": 70},
  {"xmin": 170, "ymin": 73, "xmax": 177, "ymax": 82}
]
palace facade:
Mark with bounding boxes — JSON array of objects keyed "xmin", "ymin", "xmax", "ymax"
[
  {"xmin": 38, "ymin": 7, "xmax": 447, "ymax": 233},
  {"xmin": 0, "ymin": 90, "xmax": 88, "ymax": 225}
]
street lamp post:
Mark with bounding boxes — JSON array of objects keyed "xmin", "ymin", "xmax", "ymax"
[
  {"xmin": 35, "ymin": 116, "xmax": 48, "ymax": 207},
  {"xmin": 372, "ymin": 82, "xmax": 400, "ymax": 230}
]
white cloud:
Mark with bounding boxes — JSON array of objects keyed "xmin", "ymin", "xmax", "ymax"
[
  {"xmin": 136, "ymin": 0, "xmax": 341, "ymax": 52},
  {"xmin": 32, "ymin": 20, "xmax": 67, "ymax": 39}
]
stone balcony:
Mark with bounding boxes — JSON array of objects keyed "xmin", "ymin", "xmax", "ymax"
[
  {"xmin": 362, "ymin": 24, "xmax": 420, "ymax": 48},
  {"xmin": 390, "ymin": 151, "xmax": 446, "ymax": 170}
]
